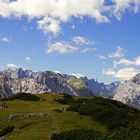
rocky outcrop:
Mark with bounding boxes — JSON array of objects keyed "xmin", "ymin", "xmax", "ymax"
[
  {"xmin": 0, "ymin": 74, "xmax": 13, "ymax": 99},
  {"xmin": 113, "ymin": 73, "xmax": 140, "ymax": 109},
  {"xmin": 0, "ymin": 68, "xmax": 119, "ymax": 99},
  {"xmin": 0, "ymin": 69, "xmax": 77, "ymax": 98},
  {"xmin": 8, "ymin": 113, "xmax": 49, "ymax": 121}
]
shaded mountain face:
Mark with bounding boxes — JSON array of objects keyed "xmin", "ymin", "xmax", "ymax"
[
  {"xmin": 65, "ymin": 76, "xmax": 119, "ymax": 97},
  {"xmin": 113, "ymin": 73, "xmax": 140, "ymax": 109},
  {"xmin": 83, "ymin": 77, "xmax": 120, "ymax": 96},
  {"xmin": 66, "ymin": 77, "xmax": 94, "ymax": 97},
  {"xmin": 0, "ymin": 68, "xmax": 119, "ymax": 99},
  {"xmin": 0, "ymin": 73, "xmax": 13, "ymax": 98}
]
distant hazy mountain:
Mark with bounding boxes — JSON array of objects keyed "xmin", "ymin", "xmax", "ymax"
[
  {"xmin": 114, "ymin": 73, "xmax": 140, "ymax": 109},
  {"xmin": 0, "ymin": 68, "xmax": 119, "ymax": 99}
]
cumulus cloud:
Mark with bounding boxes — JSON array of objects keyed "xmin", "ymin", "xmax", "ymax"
[
  {"xmin": 47, "ymin": 41, "xmax": 79, "ymax": 54},
  {"xmin": 0, "ymin": 0, "xmax": 139, "ymax": 35},
  {"xmin": 0, "ymin": 0, "xmax": 109, "ymax": 35},
  {"xmin": 37, "ymin": 17, "xmax": 61, "ymax": 35},
  {"xmin": 103, "ymin": 67, "xmax": 139, "ymax": 80},
  {"xmin": 25, "ymin": 57, "xmax": 32, "ymax": 64},
  {"xmin": 113, "ymin": 56, "xmax": 140, "ymax": 67},
  {"xmin": 47, "ymin": 36, "xmax": 96, "ymax": 54},
  {"xmin": 6, "ymin": 63, "xmax": 19, "ymax": 69},
  {"xmin": 0, "ymin": 37, "xmax": 10, "ymax": 43}
]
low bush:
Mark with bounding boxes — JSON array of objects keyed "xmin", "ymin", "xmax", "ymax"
[
  {"xmin": 55, "ymin": 94, "xmax": 74, "ymax": 104},
  {"xmin": 1, "ymin": 93, "xmax": 40, "ymax": 101},
  {"xmin": 51, "ymin": 129, "xmax": 102, "ymax": 140},
  {"xmin": 0, "ymin": 126, "xmax": 14, "ymax": 137},
  {"xmin": 67, "ymin": 97, "xmax": 140, "ymax": 130}
]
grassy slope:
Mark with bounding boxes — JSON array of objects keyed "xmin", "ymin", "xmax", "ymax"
[{"xmin": 0, "ymin": 94, "xmax": 106, "ymax": 140}]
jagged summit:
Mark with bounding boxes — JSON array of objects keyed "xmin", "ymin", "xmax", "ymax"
[
  {"xmin": 0, "ymin": 68, "xmax": 119, "ymax": 99},
  {"xmin": 131, "ymin": 73, "xmax": 140, "ymax": 84},
  {"xmin": 113, "ymin": 73, "xmax": 140, "ymax": 109}
]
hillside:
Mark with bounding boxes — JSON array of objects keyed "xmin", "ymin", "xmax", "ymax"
[{"xmin": 0, "ymin": 93, "xmax": 140, "ymax": 140}]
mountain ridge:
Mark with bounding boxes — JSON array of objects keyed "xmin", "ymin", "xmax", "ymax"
[{"xmin": 0, "ymin": 68, "xmax": 119, "ymax": 99}]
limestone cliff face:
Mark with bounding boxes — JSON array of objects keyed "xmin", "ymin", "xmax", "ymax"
[
  {"xmin": 8, "ymin": 71, "xmax": 77, "ymax": 95},
  {"xmin": 0, "ymin": 68, "xmax": 119, "ymax": 100},
  {"xmin": 0, "ymin": 74, "xmax": 13, "ymax": 98},
  {"xmin": 113, "ymin": 73, "xmax": 140, "ymax": 109},
  {"xmin": 0, "ymin": 69, "xmax": 77, "ymax": 98}
]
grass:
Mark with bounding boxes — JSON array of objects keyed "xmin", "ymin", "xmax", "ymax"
[
  {"xmin": 1, "ymin": 93, "xmax": 139, "ymax": 140},
  {"xmin": 0, "ymin": 94, "xmax": 107, "ymax": 140}
]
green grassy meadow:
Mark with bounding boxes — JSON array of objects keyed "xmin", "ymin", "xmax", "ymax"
[{"xmin": 0, "ymin": 94, "xmax": 106, "ymax": 140}]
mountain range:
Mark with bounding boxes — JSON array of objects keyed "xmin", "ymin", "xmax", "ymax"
[
  {"xmin": 0, "ymin": 68, "xmax": 119, "ymax": 99},
  {"xmin": 1, "ymin": 68, "xmax": 140, "ymax": 109}
]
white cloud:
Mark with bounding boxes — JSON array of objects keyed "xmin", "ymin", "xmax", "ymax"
[
  {"xmin": 113, "ymin": 0, "xmax": 140, "ymax": 20},
  {"xmin": 102, "ymin": 68, "xmax": 116, "ymax": 76},
  {"xmin": 47, "ymin": 36, "xmax": 96, "ymax": 54},
  {"xmin": 6, "ymin": 63, "xmax": 19, "ymax": 69},
  {"xmin": 72, "ymin": 36, "xmax": 95, "ymax": 46},
  {"xmin": 0, "ymin": 0, "xmax": 139, "ymax": 35},
  {"xmin": 47, "ymin": 41, "xmax": 79, "ymax": 54},
  {"xmin": 37, "ymin": 17, "xmax": 61, "ymax": 35},
  {"xmin": 108, "ymin": 46, "xmax": 125, "ymax": 58},
  {"xmin": 0, "ymin": 0, "xmax": 109, "ymax": 35},
  {"xmin": 71, "ymin": 73, "xmax": 84, "ymax": 78},
  {"xmin": 96, "ymin": 55, "xmax": 107, "ymax": 60},
  {"xmin": 103, "ymin": 67, "xmax": 139, "ymax": 80},
  {"xmin": 71, "ymin": 25, "xmax": 76, "ymax": 30},
  {"xmin": 80, "ymin": 47, "xmax": 97, "ymax": 53},
  {"xmin": 0, "ymin": 37, "xmax": 10, "ymax": 43},
  {"xmin": 25, "ymin": 57, "xmax": 32, "ymax": 64},
  {"xmin": 113, "ymin": 56, "xmax": 140, "ymax": 67}
]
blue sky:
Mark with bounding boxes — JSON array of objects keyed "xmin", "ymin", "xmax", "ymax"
[{"xmin": 0, "ymin": 0, "xmax": 140, "ymax": 84}]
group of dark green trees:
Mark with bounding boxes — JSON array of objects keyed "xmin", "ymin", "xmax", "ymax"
[{"xmin": 52, "ymin": 94, "xmax": 140, "ymax": 140}]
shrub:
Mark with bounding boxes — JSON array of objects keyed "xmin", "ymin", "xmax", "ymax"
[
  {"xmin": 67, "ymin": 97, "xmax": 140, "ymax": 130},
  {"xmin": 0, "ymin": 126, "xmax": 14, "ymax": 137},
  {"xmin": 55, "ymin": 94, "xmax": 74, "ymax": 104},
  {"xmin": 51, "ymin": 129, "xmax": 102, "ymax": 140},
  {"xmin": 1, "ymin": 93, "xmax": 40, "ymax": 101}
]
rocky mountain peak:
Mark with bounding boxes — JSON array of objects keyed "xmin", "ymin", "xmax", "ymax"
[
  {"xmin": 0, "ymin": 68, "xmax": 120, "ymax": 100},
  {"xmin": 113, "ymin": 73, "xmax": 140, "ymax": 109},
  {"xmin": 131, "ymin": 73, "xmax": 140, "ymax": 84}
]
